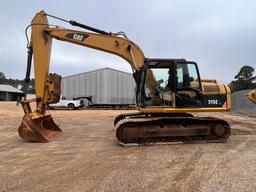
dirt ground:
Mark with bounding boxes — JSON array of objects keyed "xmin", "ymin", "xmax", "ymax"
[{"xmin": 0, "ymin": 102, "xmax": 256, "ymax": 192}]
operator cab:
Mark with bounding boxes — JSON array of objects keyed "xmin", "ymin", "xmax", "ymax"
[{"xmin": 135, "ymin": 58, "xmax": 203, "ymax": 108}]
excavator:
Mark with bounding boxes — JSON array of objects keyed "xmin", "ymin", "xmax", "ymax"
[
  {"xmin": 247, "ymin": 90, "xmax": 256, "ymax": 104},
  {"xmin": 19, "ymin": 11, "xmax": 231, "ymax": 146}
]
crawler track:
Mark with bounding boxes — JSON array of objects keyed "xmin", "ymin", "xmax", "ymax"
[{"xmin": 115, "ymin": 112, "xmax": 231, "ymax": 146}]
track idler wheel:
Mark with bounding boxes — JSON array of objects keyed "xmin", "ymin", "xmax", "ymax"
[
  {"xmin": 18, "ymin": 113, "xmax": 62, "ymax": 142},
  {"xmin": 212, "ymin": 124, "xmax": 225, "ymax": 137}
]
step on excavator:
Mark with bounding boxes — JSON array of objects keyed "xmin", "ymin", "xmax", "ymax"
[{"xmin": 19, "ymin": 11, "xmax": 231, "ymax": 145}]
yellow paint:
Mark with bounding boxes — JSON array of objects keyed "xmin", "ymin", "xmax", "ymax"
[{"xmin": 247, "ymin": 90, "xmax": 256, "ymax": 103}]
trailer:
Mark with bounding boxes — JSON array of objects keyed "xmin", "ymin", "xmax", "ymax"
[
  {"xmin": 73, "ymin": 96, "xmax": 134, "ymax": 109},
  {"xmin": 61, "ymin": 68, "xmax": 136, "ymax": 109}
]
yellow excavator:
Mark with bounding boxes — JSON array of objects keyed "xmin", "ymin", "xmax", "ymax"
[
  {"xmin": 247, "ymin": 90, "xmax": 256, "ymax": 103},
  {"xmin": 19, "ymin": 11, "xmax": 231, "ymax": 145}
]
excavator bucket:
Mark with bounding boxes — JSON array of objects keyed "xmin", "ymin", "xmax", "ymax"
[{"xmin": 18, "ymin": 113, "xmax": 62, "ymax": 142}]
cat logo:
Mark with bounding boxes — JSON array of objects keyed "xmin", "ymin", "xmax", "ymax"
[
  {"xmin": 65, "ymin": 33, "xmax": 89, "ymax": 41},
  {"xmin": 73, "ymin": 33, "xmax": 84, "ymax": 41}
]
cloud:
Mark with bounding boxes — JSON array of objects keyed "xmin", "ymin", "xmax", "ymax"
[{"xmin": 0, "ymin": 0, "xmax": 255, "ymax": 84}]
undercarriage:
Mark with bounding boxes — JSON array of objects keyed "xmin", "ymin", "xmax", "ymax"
[{"xmin": 115, "ymin": 112, "xmax": 231, "ymax": 146}]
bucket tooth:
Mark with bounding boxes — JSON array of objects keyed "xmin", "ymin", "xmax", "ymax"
[{"xmin": 18, "ymin": 113, "xmax": 62, "ymax": 142}]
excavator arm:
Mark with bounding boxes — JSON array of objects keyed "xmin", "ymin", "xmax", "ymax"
[
  {"xmin": 31, "ymin": 11, "xmax": 145, "ymax": 111},
  {"xmin": 19, "ymin": 11, "xmax": 156, "ymax": 142}
]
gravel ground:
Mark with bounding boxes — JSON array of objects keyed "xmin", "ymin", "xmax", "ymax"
[{"xmin": 0, "ymin": 102, "xmax": 256, "ymax": 192}]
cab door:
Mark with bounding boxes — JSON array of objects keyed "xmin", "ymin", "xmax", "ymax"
[{"xmin": 135, "ymin": 63, "xmax": 175, "ymax": 108}]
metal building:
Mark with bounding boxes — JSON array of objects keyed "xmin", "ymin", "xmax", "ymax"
[
  {"xmin": 61, "ymin": 68, "xmax": 136, "ymax": 105},
  {"xmin": 0, "ymin": 84, "xmax": 24, "ymax": 101}
]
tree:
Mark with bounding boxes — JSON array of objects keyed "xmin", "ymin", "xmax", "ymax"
[
  {"xmin": 229, "ymin": 65, "xmax": 256, "ymax": 92},
  {"xmin": 234, "ymin": 66, "xmax": 255, "ymax": 81},
  {"xmin": 0, "ymin": 72, "xmax": 6, "ymax": 84},
  {"xmin": 0, "ymin": 73, "xmax": 35, "ymax": 93}
]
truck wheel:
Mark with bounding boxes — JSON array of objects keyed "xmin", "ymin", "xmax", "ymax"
[{"xmin": 68, "ymin": 103, "xmax": 75, "ymax": 110}]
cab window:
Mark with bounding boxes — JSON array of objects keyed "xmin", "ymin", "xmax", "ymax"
[{"xmin": 176, "ymin": 63, "xmax": 200, "ymax": 89}]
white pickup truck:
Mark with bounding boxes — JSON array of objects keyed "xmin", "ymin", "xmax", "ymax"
[{"xmin": 48, "ymin": 96, "xmax": 84, "ymax": 110}]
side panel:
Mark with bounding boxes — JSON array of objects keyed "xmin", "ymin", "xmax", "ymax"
[
  {"xmin": 201, "ymin": 94, "xmax": 227, "ymax": 108},
  {"xmin": 201, "ymin": 83, "xmax": 231, "ymax": 110},
  {"xmin": 61, "ymin": 69, "xmax": 135, "ymax": 104}
]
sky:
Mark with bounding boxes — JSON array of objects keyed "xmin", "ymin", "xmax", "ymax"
[{"xmin": 0, "ymin": 0, "xmax": 256, "ymax": 83}]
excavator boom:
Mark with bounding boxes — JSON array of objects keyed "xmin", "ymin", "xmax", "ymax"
[{"xmin": 19, "ymin": 11, "xmax": 155, "ymax": 142}]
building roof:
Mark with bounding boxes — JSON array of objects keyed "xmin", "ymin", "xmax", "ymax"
[
  {"xmin": 63, "ymin": 67, "xmax": 132, "ymax": 79},
  {"xmin": 0, "ymin": 84, "xmax": 24, "ymax": 93}
]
